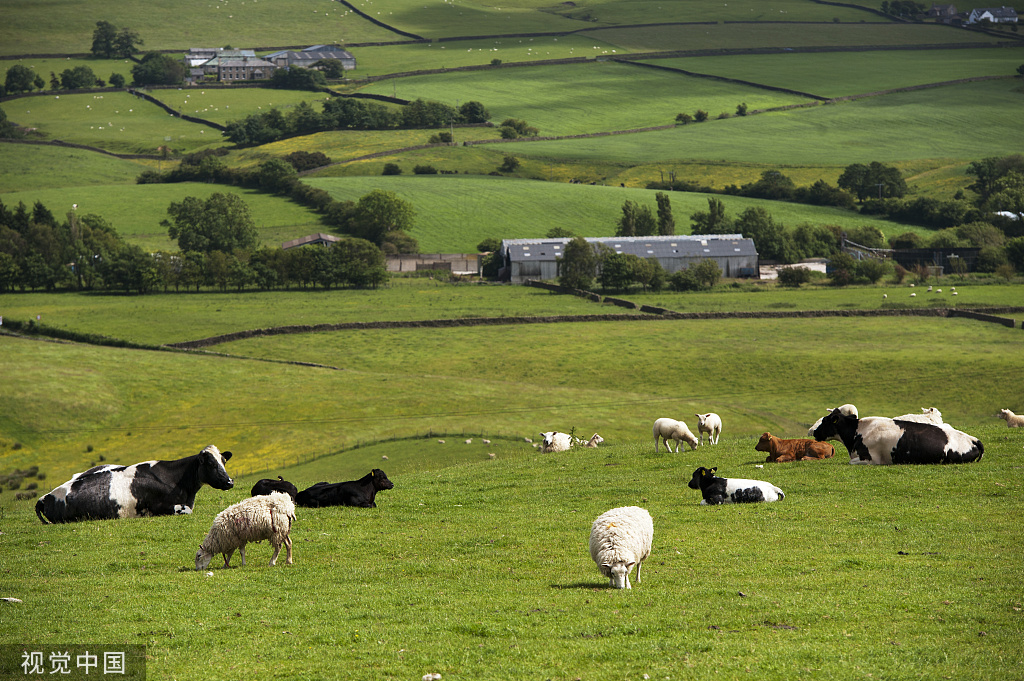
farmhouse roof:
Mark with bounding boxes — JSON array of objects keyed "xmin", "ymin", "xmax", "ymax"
[
  {"xmin": 282, "ymin": 233, "xmax": 342, "ymax": 249},
  {"xmin": 501, "ymin": 235, "xmax": 756, "ymax": 261}
]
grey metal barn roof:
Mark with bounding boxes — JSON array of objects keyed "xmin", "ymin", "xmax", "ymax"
[{"xmin": 501, "ymin": 235, "xmax": 756, "ymax": 261}]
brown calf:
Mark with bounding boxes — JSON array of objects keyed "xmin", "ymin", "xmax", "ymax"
[{"xmin": 755, "ymin": 432, "xmax": 835, "ymax": 463}]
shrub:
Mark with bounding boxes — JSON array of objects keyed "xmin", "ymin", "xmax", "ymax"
[
  {"xmin": 428, "ymin": 131, "xmax": 453, "ymax": 144},
  {"xmin": 675, "ymin": 112, "xmax": 693, "ymax": 125},
  {"xmin": 736, "ymin": 102, "xmax": 748, "ymax": 116},
  {"xmin": 413, "ymin": 164, "xmax": 438, "ymax": 175},
  {"xmin": 777, "ymin": 266, "xmax": 812, "ymax": 287},
  {"xmin": 694, "ymin": 110, "xmax": 709, "ymax": 122},
  {"xmin": 499, "ymin": 155, "xmax": 520, "ymax": 173},
  {"xmin": 382, "ymin": 163, "xmax": 402, "ymax": 176}
]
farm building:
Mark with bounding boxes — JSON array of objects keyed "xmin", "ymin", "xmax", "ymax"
[
  {"xmin": 282, "ymin": 233, "xmax": 342, "ymax": 249},
  {"xmin": 966, "ymin": 6, "xmax": 1018, "ymax": 22},
  {"xmin": 265, "ymin": 46, "xmax": 357, "ymax": 71},
  {"xmin": 499, "ymin": 235, "xmax": 759, "ymax": 284}
]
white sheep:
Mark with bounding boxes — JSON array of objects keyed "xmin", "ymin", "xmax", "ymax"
[
  {"xmin": 539, "ymin": 431, "xmax": 574, "ymax": 453},
  {"xmin": 195, "ymin": 492, "xmax": 295, "ymax": 569},
  {"xmin": 695, "ymin": 413, "xmax": 722, "ymax": 445},
  {"xmin": 894, "ymin": 407, "xmax": 944, "ymax": 425},
  {"xmin": 998, "ymin": 409, "xmax": 1024, "ymax": 427},
  {"xmin": 589, "ymin": 506, "xmax": 653, "ymax": 589},
  {"xmin": 652, "ymin": 418, "xmax": 699, "ymax": 453},
  {"xmin": 577, "ymin": 433, "xmax": 604, "ymax": 448}
]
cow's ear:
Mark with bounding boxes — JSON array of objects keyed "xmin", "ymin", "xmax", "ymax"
[
  {"xmin": 709, "ymin": 467, "xmax": 717, "ymax": 474},
  {"xmin": 222, "ymin": 451, "xmax": 232, "ymax": 460}
]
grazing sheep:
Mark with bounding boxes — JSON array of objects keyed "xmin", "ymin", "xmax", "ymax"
[
  {"xmin": 540, "ymin": 431, "xmax": 574, "ymax": 453},
  {"xmin": 695, "ymin": 413, "xmax": 722, "ymax": 446},
  {"xmin": 894, "ymin": 407, "xmax": 944, "ymax": 425},
  {"xmin": 910, "ymin": 293, "xmax": 916, "ymax": 297},
  {"xmin": 998, "ymin": 409, "xmax": 1024, "ymax": 427},
  {"xmin": 652, "ymin": 418, "xmax": 699, "ymax": 453},
  {"xmin": 195, "ymin": 492, "xmax": 295, "ymax": 570},
  {"xmin": 589, "ymin": 506, "xmax": 653, "ymax": 589},
  {"xmin": 688, "ymin": 467, "xmax": 785, "ymax": 505}
]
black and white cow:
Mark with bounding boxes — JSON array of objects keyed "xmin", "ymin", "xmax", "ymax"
[
  {"xmin": 35, "ymin": 445, "xmax": 234, "ymax": 524},
  {"xmin": 295, "ymin": 469, "xmax": 394, "ymax": 508},
  {"xmin": 687, "ymin": 466, "xmax": 785, "ymax": 505},
  {"xmin": 811, "ymin": 404, "xmax": 983, "ymax": 465},
  {"xmin": 250, "ymin": 476, "xmax": 298, "ymax": 501}
]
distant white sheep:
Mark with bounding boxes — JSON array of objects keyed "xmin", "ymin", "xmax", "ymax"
[
  {"xmin": 578, "ymin": 433, "xmax": 604, "ymax": 448},
  {"xmin": 695, "ymin": 413, "xmax": 722, "ymax": 446},
  {"xmin": 195, "ymin": 492, "xmax": 295, "ymax": 569},
  {"xmin": 589, "ymin": 506, "xmax": 653, "ymax": 589},
  {"xmin": 998, "ymin": 409, "xmax": 1024, "ymax": 427},
  {"xmin": 539, "ymin": 431, "xmax": 574, "ymax": 453},
  {"xmin": 652, "ymin": 418, "xmax": 698, "ymax": 453}
]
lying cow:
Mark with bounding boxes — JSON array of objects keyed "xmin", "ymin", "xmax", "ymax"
[
  {"xmin": 250, "ymin": 476, "xmax": 298, "ymax": 501},
  {"xmin": 296, "ymin": 469, "xmax": 394, "ymax": 508},
  {"xmin": 687, "ymin": 466, "xmax": 785, "ymax": 505},
  {"xmin": 811, "ymin": 404, "xmax": 983, "ymax": 465},
  {"xmin": 755, "ymin": 432, "xmax": 835, "ymax": 463},
  {"xmin": 36, "ymin": 445, "xmax": 234, "ymax": 524}
]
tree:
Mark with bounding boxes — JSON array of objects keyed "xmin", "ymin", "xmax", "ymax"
[
  {"xmin": 109, "ymin": 72, "xmax": 126, "ymax": 88},
  {"xmin": 616, "ymin": 200, "xmax": 656, "ymax": 237},
  {"xmin": 736, "ymin": 102, "xmax": 749, "ymax": 116},
  {"xmin": 889, "ymin": 232, "xmax": 923, "ymax": 249},
  {"xmin": 690, "ymin": 197, "xmax": 733, "ymax": 235},
  {"xmin": 91, "ymin": 21, "xmax": 119, "ymax": 58},
  {"xmin": 499, "ymin": 155, "xmax": 520, "ymax": 173},
  {"xmin": 1005, "ymin": 237, "xmax": 1024, "ymax": 272},
  {"xmin": 741, "ymin": 170, "xmax": 796, "ymax": 200},
  {"xmin": 162, "ymin": 193, "xmax": 258, "ymax": 254},
  {"xmin": 284, "ymin": 150, "xmax": 331, "ymax": 172},
  {"xmin": 736, "ymin": 206, "xmax": 796, "ymax": 263},
  {"xmin": 270, "ymin": 67, "xmax": 327, "ymax": 90},
  {"xmin": 348, "ymin": 189, "xmax": 415, "ymax": 246},
  {"xmin": 599, "ymin": 252, "xmax": 640, "ymax": 291},
  {"xmin": 332, "ymin": 237, "xmax": 388, "ymax": 288},
  {"xmin": 498, "ymin": 118, "xmax": 538, "ymax": 139},
  {"xmin": 694, "ymin": 110, "xmax": 709, "ymax": 122},
  {"xmin": 477, "ymin": 238, "xmax": 501, "ymax": 252},
  {"xmin": 0, "ymin": 106, "xmax": 23, "ymax": 139},
  {"xmin": 60, "ymin": 66, "xmax": 98, "ymax": 90},
  {"xmin": 112, "ymin": 28, "xmax": 144, "ymax": 58},
  {"xmin": 558, "ymin": 236, "xmax": 598, "ymax": 290},
  {"xmin": 4, "ymin": 65, "xmax": 37, "ymax": 94},
  {"xmin": 382, "ymin": 163, "xmax": 402, "ymax": 176},
  {"xmin": 837, "ymin": 161, "xmax": 907, "ymax": 201},
  {"xmin": 675, "ymin": 112, "xmax": 693, "ymax": 125},
  {"xmin": 655, "ymin": 192, "xmax": 675, "ymax": 235},
  {"xmin": 313, "ymin": 58, "xmax": 346, "ymax": 79},
  {"xmin": 459, "ymin": 100, "xmax": 490, "ymax": 123},
  {"xmin": 257, "ymin": 158, "xmax": 298, "ymax": 195},
  {"xmin": 131, "ymin": 52, "xmax": 184, "ymax": 86}
]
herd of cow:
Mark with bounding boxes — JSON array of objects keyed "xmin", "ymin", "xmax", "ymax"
[
  {"xmin": 32, "ymin": 403, "xmax": 986, "ymax": 530},
  {"xmin": 34, "ymin": 446, "xmax": 394, "ymax": 525}
]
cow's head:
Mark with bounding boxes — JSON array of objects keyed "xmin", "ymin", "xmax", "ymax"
[
  {"xmin": 687, "ymin": 466, "xmax": 717, "ymax": 490},
  {"xmin": 198, "ymin": 445, "xmax": 234, "ymax": 490},
  {"xmin": 811, "ymin": 405, "xmax": 858, "ymax": 442},
  {"xmin": 371, "ymin": 469, "xmax": 394, "ymax": 490},
  {"xmin": 754, "ymin": 432, "xmax": 773, "ymax": 453}
]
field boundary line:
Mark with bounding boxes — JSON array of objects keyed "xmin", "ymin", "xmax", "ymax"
[{"xmin": 164, "ymin": 306, "xmax": 1024, "ymax": 349}]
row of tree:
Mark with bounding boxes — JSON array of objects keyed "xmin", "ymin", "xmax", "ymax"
[
  {"xmin": 223, "ymin": 97, "xmax": 491, "ymax": 146},
  {"xmin": 0, "ymin": 196, "xmax": 390, "ymax": 294},
  {"xmin": 138, "ymin": 152, "xmax": 419, "ymax": 255},
  {"xmin": 555, "ymin": 236, "xmax": 722, "ymax": 293}
]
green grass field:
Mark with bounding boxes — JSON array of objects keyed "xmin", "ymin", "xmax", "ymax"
[
  {"xmin": 0, "ymin": 0, "xmax": 397, "ymax": 56},
  {"xmin": 0, "ymin": 182, "xmax": 323, "ymax": 252},
  {"xmin": 4, "ymin": 90, "xmax": 225, "ymax": 155},
  {"xmin": 497, "ymin": 78, "xmax": 1024, "ymax": 166},
  {"xmin": 0, "ymin": 142, "xmax": 147, "ymax": 193},
  {"xmin": 357, "ymin": 61, "xmax": 808, "ymax": 136},
  {"xmin": 650, "ymin": 47, "xmax": 1024, "ymax": 98},
  {"xmin": 304, "ymin": 175, "xmax": 925, "ymax": 252},
  {"xmin": 148, "ymin": 86, "xmax": 332, "ymax": 126}
]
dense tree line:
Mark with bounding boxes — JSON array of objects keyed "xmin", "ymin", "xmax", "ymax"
[
  {"xmin": 91, "ymin": 21, "xmax": 143, "ymax": 59},
  {"xmin": 224, "ymin": 98, "xmax": 491, "ymax": 146},
  {"xmin": 137, "ymin": 152, "xmax": 419, "ymax": 255},
  {"xmin": 0, "ymin": 196, "xmax": 389, "ymax": 294}
]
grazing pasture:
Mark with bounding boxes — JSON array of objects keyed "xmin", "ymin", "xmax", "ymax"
[
  {"xmin": 1, "ymin": 428, "xmax": 1021, "ymax": 679},
  {"xmin": 0, "ymin": 143, "xmax": 145, "ymax": 193},
  {"xmin": 357, "ymin": 61, "xmax": 808, "ymax": 136},
  {"xmin": 652, "ymin": 47, "xmax": 1024, "ymax": 98},
  {"xmin": 305, "ymin": 175, "xmax": 922, "ymax": 252},
  {"xmin": 499, "ymin": 78, "xmax": 1024, "ymax": 166},
  {"xmin": 0, "ymin": 182, "xmax": 323, "ymax": 252},
  {"xmin": 3, "ymin": 90, "xmax": 224, "ymax": 155},
  {"xmin": 148, "ymin": 87, "xmax": 332, "ymax": 126},
  {"xmin": 0, "ymin": 0, "xmax": 396, "ymax": 56}
]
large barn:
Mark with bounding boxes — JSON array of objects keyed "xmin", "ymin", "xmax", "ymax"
[{"xmin": 499, "ymin": 235, "xmax": 759, "ymax": 284}]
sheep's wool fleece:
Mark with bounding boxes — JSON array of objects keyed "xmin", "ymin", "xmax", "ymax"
[
  {"xmin": 199, "ymin": 492, "xmax": 295, "ymax": 555},
  {"xmin": 589, "ymin": 506, "xmax": 653, "ymax": 574}
]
